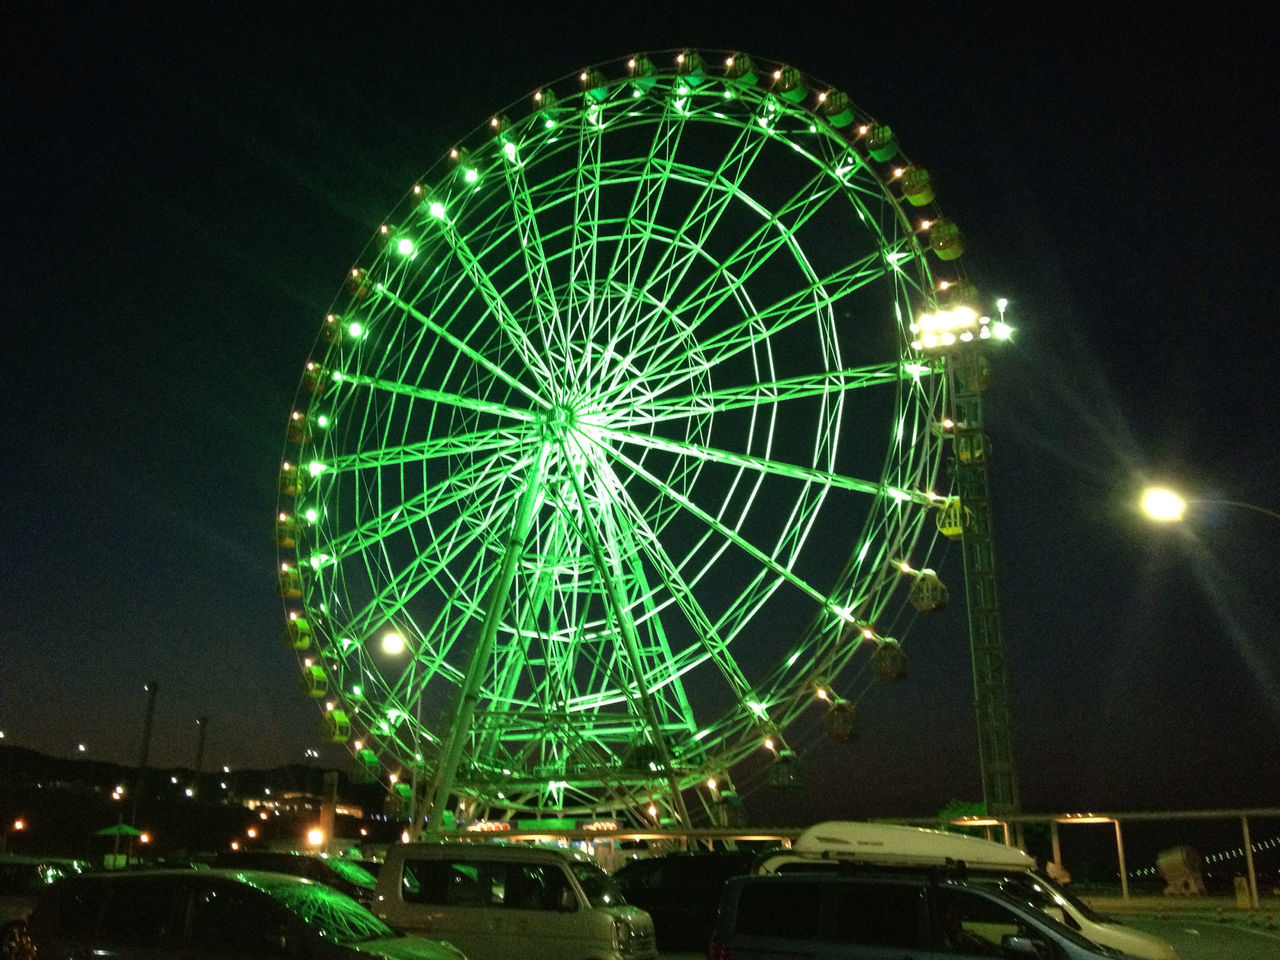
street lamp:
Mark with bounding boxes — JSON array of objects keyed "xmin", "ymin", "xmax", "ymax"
[
  {"xmin": 1054, "ymin": 814, "xmax": 1129, "ymax": 901},
  {"xmin": 2, "ymin": 818, "xmax": 25, "ymax": 853},
  {"xmin": 1141, "ymin": 486, "xmax": 1280, "ymax": 523}
]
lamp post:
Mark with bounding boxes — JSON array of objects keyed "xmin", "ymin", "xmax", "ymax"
[
  {"xmin": 1138, "ymin": 485, "xmax": 1271, "ymax": 909},
  {"xmin": 1054, "ymin": 814, "xmax": 1129, "ymax": 901}
]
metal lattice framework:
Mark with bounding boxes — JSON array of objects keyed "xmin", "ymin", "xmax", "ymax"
[{"xmin": 276, "ymin": 50, "xmax": 962, "ymax": 826}]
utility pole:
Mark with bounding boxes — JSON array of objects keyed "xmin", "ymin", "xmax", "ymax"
[
  {"xmin": 131, "ymin": 681, "xmax": 159, "ymax": 826},
  {"xmin": 193, "ymin": 716, "xmax": 208, "ymax": 798}
]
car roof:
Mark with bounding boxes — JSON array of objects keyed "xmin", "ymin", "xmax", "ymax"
[
  {"xmin": 391, "ymin": 842, "xmax": 577, "ymax": 861},
  {"xmin": 730, "ymin": 871, "xmax": 1043, "ymax": 905},
  {"xmin": 59, "ymin": 868, "xmax": 323, "ymax": 889}
]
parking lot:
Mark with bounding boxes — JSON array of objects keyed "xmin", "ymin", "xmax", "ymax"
[
  {"xmin": 1122, "ymin": 913, "xmax": 1280, "ymax": 960},
  {"xmin": 1084, "ymin": 897, "xmax": 1280, "ymax": 960}
]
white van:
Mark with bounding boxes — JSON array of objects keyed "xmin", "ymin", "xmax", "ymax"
[
  {"xmin": 373, "ymin": 842, "xmax": 657, "ymax": 960},
  {"xmin": 757, "ymin": 822, "xmax": 1180, "ymax": 960}
]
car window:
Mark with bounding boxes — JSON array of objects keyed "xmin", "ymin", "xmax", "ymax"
[
  {"xmin": 189, "ymin": 885, "xmax": 279, "ymax": 955},
  {"xmin": 734, "ymin": 880, "xmax": 822, "ymax": 939},
  {"xmin": 53, "ymin": 881, "xmax": 108, "ymax": 936},
  {"xmin": 828, "ymin": 882, "xmax": 926, "ymax": 948},
  {"xmin": 568, "ymin": 859, "xmax": 623, "ymax": 908},
  {"xmin": 403, "ymin": 860, "xmax": 491, "ymax": 906},
  {"xmin": 96, "ymin": 879, "xmax": 184, "ymax": 948},
  {"xmin": 501, "ymin": 862, "xmax": 574, "ymax": 911},
  {"xmin": 934, "ymin": 887, "xmax": 1024, "ymax": 956}
]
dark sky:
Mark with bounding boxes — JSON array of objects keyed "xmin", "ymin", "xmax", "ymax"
[{"xmin": 3, "ymin": 2, "xmax": 1277, "ymax": 823}]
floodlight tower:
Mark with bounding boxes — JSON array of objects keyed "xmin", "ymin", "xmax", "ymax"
[{"xmin": 911, "ymin": 301, "xmax": 1021, "ymax": 823}]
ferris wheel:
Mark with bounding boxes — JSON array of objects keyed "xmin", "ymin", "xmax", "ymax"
[{"xmin": 276, "ymin": 50, "xmax": 967, "ymax": 828}]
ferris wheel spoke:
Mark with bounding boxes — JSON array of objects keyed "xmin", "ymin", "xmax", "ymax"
[
  {"xmin": 498, "ymin": 159, "xmax": 568, "ymax": 366},
  {"xmin": 371, "ymin": 285, "xmax": 552, "ymax": 411},
  {"xmin": 592, "ymin": 423, "xmax": 897, "ymax": 500},
  {"xmin": 606, "ymin": 187, "xmax": 863, "ymax": 409},
  {"xmin": 585, "ymin": 435, "xmax": 845, "ymax": 613},
  {"xmin": 387, "ymin": 225, "xmax": 558, "ymax": 391},
  {"xmin": 575, "ymin": 435, "xmax": 846, "ymax": 745},
  {"xmin": 338, "ymin": 444, "xmax": 538, "ymax": 639},
  {"xmin": 337, "ymin": 371, "xmax": 542, "ymax": 424},
  {"xmin": 622, "ymin": 247, "xmax": 891, "ymax": 407},
  {"xmin": 663, "ymin": 171, "xmax": 845, "ymax": 334},
  {"xmin": 597, "ymin": 110, "xmax": 689, "ymax": 328},
  {"xmin": 317, "ymin": 452, "xmax": 517, "ymax": 565},
  {"xmin": 622, "ymin": 162, "xmax": 838, "ymax": 369},
  {"xmin": 573, "ymin": 441, "xmax": 741, "ymax": 711},
  {"xmin": 694, "ymin": 246, "xmax": 890, "ymax": 363},
  {"xmin": 579, "ymin": 440, "xmax": 757, "ymax": 706},
  {"xmin": 314, "ymin": 427, "xmax": 529, "ymax": 476},
  {"xmin": 341, "ymin": 486, "xmax": 517, "ymax": 653},
  {"xmin": 557, "ymin": 443, "xmax": 692, "ymax": 819},
  {"xmin": 613, "ymin": 136, "xmax": 772, "ymax": 339},
  {"xmin": 563, "ymin": 110, "xmax": 606, "ymax": 350},
  {"xmin": 606, "ymin": 363, "xmax": 902, "ymax": 428}
]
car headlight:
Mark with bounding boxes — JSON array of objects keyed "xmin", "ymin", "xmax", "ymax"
[{"xmin": 611, "ymin": 916, "xmax": 635, "ymax": 951}]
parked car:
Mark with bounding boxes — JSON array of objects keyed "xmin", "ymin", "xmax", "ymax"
[
  {"xmin": 758, "ymin": 821, "xmax": 1179, "ymax": 959},
  {"xmin": 17, "ymin": 868, "xmax": 468, "ymax": 960},
  {"xmin": 211, "ymin": 850, "xmax": 378, "ymax": 904},
  {"xmin": 709, "ymin": 871, "xmax": 1134, "ymax": 959},
  {"xmin": 0, "ymin": 854, "xmax": 87, "ymax": 960},
  {"xmin": 612, "ymin": 849, "xmax": 757, "ymax": 951},
  {"xmin": 374, "ymin": 841, "xmax": 656, "ymax": 960}
]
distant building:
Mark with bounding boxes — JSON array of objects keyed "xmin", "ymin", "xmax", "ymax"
[{"xmin": 241, "ymin": 791, "xmax": 363, "ymax": 819}]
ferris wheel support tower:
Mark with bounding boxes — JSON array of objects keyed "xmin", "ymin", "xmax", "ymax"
[{"xmin": 913, "ymin": 301, "xmax": 1021, "ymax": 827}]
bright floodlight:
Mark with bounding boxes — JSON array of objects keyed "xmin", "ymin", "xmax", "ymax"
[
  {"xmin": 381, "ymin": 631, "xmax": 406, "ymax": 655},
  {"xmin": 1141, "ymin": 487, "xmax": 1187, "ymax": 522},
  {"xmin": 919, "ymin": 305, "xmax": 977, "ymax": 334}
]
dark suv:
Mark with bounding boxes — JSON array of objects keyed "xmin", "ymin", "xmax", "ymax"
[
  {"xmin": 612, "ymin": 850, "xmax": 757, "ymax": 951},
  {"xmin": 709, "ymin": 871, "xmax": 1125, "ymax": 959},
  {"xmin": 18, "ymin": 869, "xmax": 466, "ymax": 960}
]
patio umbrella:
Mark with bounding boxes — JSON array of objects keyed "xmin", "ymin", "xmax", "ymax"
[{"xmin": 95, "ymin": 823, "xmax": 142, "ymax": 836}]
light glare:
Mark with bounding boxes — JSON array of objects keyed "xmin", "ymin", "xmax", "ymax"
[{"xmin": 1141, "ymin": 487, "xmax": 1186, "ymax": 522}]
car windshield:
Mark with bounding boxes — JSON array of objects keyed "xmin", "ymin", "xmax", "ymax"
[
  {"xmin": 989, "ymin": 872, "xmax": 1108, "ymax": 925},
  {"xmin": 569, "ymin": 860, "xmax": 626, "ymax": 908},
  {"xmin": 250, "ymin": 876, "xmax": 396, "ymax": 943}
]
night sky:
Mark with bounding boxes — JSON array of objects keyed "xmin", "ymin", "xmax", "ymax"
[{"xmin": 3, "ymin": 2, "xmax": 1277, "ymax": 823}]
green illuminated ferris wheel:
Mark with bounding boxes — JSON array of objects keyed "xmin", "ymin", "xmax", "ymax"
[{"xmin": 277, "ymin": 50, "xmax": 965, "ymax": 827}]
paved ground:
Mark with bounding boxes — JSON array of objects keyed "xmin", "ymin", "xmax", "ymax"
[{"xmin": 1086, "ymin": 895, "xmax": 1280, "ymax": 960}]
